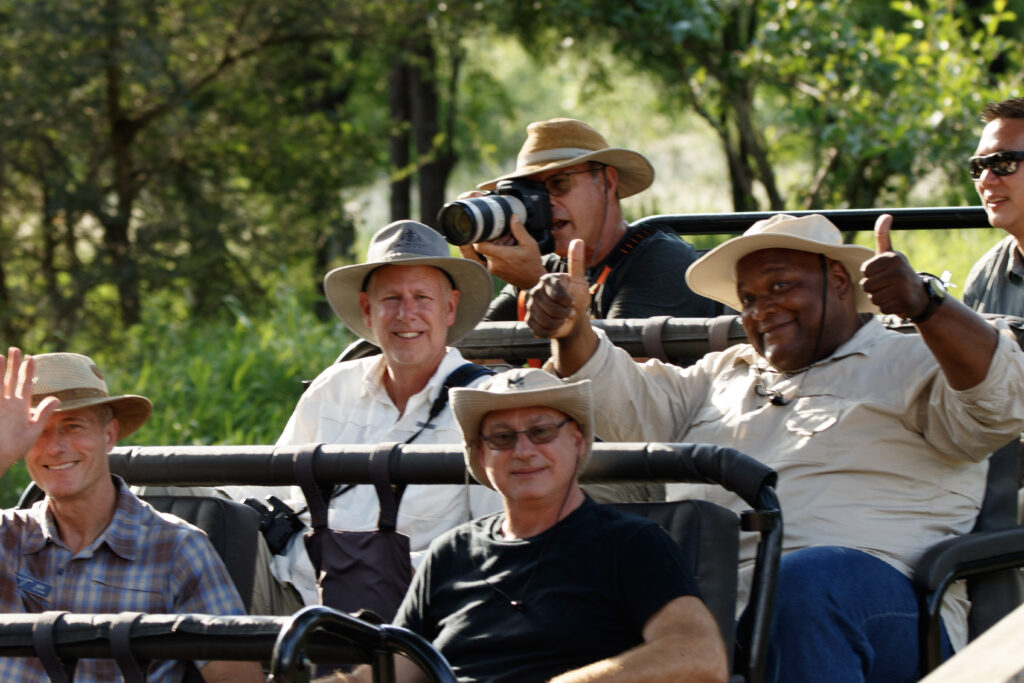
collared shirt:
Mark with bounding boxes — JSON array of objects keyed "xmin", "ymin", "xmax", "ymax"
[
  {"xmin": 0, "ymin": 477, "xmax": 245, "ymax": 682},
  {"xmin": 267, "ymin": 347, "xmax": 502, "ymax": 605},
  {"xmin": 560, "ymin": 318, "xmax": 1024, "ymax": 649},
  {"xmin": 963, "ymin": 234, "xmax": 1024, "ymax": 316}
]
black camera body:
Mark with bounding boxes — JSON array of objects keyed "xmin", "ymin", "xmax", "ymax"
[
  {"xmin": 244, "ymin": 495, "xmax": 305, "ymax": 555},
  {"xmin": 436, "ymin": 179, "xmax": 554, "ymax": 254}
]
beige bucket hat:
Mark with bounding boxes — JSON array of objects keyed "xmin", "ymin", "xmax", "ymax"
[
  {"xmin": 685, "ymin": 213, "xmax": 878, "ymax": 314},
  {"xmin": 451, "ymin": 368, "xmax": 593, "ymax": 489},
  {"xmin": 477, "ymin": 118, "xmax": 654, "ymax": 198},
  {"xmin": 31, "ymin": 353, "xmax": 152, "ymax": 438},
  {"xmin": 323, "ymin": 220, "xmax": 492, "ymax": 346}
]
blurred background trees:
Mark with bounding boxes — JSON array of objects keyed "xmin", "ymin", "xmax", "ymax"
[{"xmin": 1, "ymin": 0, "xmax": 1022, "ymax": 500}]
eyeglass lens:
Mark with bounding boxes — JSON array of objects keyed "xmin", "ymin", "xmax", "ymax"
[
  {"xmin": 480, "ymin": 418, "xmax": 571, "ymax": 450},
  {"xmin": 542, "ymin": 166, "xmax": 602, "ymax": 197},
  {"xmin": 968, "ymin": 151, "xmax": 1024, "ymax": 180}
]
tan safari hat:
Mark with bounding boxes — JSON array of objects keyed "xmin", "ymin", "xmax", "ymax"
[
  {"xmin": 685, "ymin": 213, "xmax": 878, "ymax": 314},
  {"xmin": 31, "ymin": 353, "xmax": 152, "ymax": 438},
  {"xmin": 477, "ymin": 118, "xmax": 654, "ymax": 198},
  {"xmin": 451, "ymin": 368, "xmax": 593, "ymax": 489},
  {"xmin": 323, "ymin": 220, "xmax": 492, "ymax": 346}
]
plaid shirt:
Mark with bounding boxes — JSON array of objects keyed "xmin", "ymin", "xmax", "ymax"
[{"xmin": 0, "ymin": 477, "xmax": 245, "ymax": 682}]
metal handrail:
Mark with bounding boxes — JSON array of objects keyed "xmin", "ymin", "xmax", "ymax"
[
  {"xmin": 635, "ymin": 206, "xmax": 989, "ymax": 235},
  {"xmin": 270, "ymin": 606, "xmax": 457, "ymax": 683}
]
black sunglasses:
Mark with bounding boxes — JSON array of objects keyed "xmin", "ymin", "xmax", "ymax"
[{"xmin": 968, "ymin": 151, "xmax": 1024, "ymax": 180}]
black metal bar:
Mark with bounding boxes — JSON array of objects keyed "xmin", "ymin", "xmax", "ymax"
[
  {"xmin": 0, "ymin": 614, "xmax": 349, "ymax": 662},
  {"xmin": 742, "ymin": 488, "xmax": 783, "ymax": 683},
  {"xmin": 270, "ymin": 606, "xmax": 458, "ymax": 683},
  {"xmin": 636, "ymin": 206, "xmax": 990, "ymax": 235},
  {"xmin": 109, "ymin": 443, "xmax": 774, "ymax": 510},
  {"xmin": 450, "ymin": 315, "xmax": 1024, "ymax": 364}
]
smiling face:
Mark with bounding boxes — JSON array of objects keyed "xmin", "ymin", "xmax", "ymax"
[
  {"xmin": 528, "ymin": 162, "xmax": 621, "ymax": 264},
  {"xmin": 736, "ymin": 248, "xmax": 859, "ymax": 371},
  {"xmin": 974, "ymin": 117, "xmax": 1024, "ymax": 241},
  {"xmin": 360, "ymin": 264, "xmax": 459, "ymax": 373},
  {"xmin": 478, "ymin": 406, "xmax": 583, "ymax": 507},
  {"xmin": 27, "ymin": 406, "xmax": 117, "ymax": 503}
]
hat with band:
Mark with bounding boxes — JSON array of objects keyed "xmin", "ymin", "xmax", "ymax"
[
  {"xmin": 31, "ymin": 353, "xmax": 152, "ymax": 438},
  {"xmin": 323, "ymin": 220, "xmax": 492, "ymax": 346},
  {"xmin": 477, "ymin": 118, "xmax": 654, "ymax": 198},
  {"xmin": 685, "ymin": 213, "xmax": 878, "ymax": 314},
  {"xmin": 451, "ymin": 368, "xmax": 593, "ymax": 489}
]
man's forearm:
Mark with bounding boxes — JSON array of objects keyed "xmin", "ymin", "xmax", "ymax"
[
  {"xmin": 200, "ymin": 659, "xmax": 264, "ymax": 682},
  {"xmin": 550, "ymin": 321, "xmax": 600, "ymax": 378},
  {"xmin": 915, "ymin": 296, "xmax": 999, "ymax": 390},
  {"xmin": 547, "ymin": 634, "xmax": 726, "ymax": 683}
]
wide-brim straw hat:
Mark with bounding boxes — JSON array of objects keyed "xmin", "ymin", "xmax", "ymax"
[
  {"xmin": 323, "ymin": 220, "xmax": 492, "ymax": 346},
  {"xmin": 477, "ymin": 118, "xmax": 654, "ymax": 198},
  {"xmin": 31, "ymin": 353, "xmax": 152, "ymax": 439},
  {"xmin": 685, "ymin": 213, "xmax": 878, "ymax": 314},
  {"xmin": 451, "ymin": 368, "xmax": 593, "ymax": 489}
]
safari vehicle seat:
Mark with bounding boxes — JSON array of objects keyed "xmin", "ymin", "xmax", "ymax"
[{"xmin": 915, "ymin": 437, "xmax": 1024, "ymax": 675}]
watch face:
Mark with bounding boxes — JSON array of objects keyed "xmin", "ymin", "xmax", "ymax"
[{"xmin": 928, "ymin": 277, "xmax": 947, "ymax": 300}]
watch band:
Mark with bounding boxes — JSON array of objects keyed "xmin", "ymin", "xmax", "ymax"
[
  {"xmin": 910, "ymin": 296, "xmax": 939, "ymax": 324},
  {"xmin": 909, "ymin": 275, "xmax": 945, "ymax": 324}
]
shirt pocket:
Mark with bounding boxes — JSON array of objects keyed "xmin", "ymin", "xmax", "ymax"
[
  {"xmin": 785, "ymin": 396, "xmax": 841, "ymax": 437},
  {"xmin": 87, "ymin": 565, "xmax": 165, "ymax": 611},
  {"xmin": 777, "ymin": 396, "xmax": 844, "ymax": 465}
]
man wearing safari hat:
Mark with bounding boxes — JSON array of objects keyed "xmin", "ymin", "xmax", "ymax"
[
  {"xmin": 460, "ymin": 117, "xmax": 713, "ymax": 324},
  {"xmin": 326, "ymin": 368, "xmax": 727, "ymax": 683},
  {"xmin": 526, "ymin": 214, "xmax": 1024, "ymax": 681},
  {"xmin": 0, "ymin": 348, "xmax": 262, "ymax": 682},
  {"xmin": 262, "ymin": 220, "xmax": 502, "ymax": 608}
]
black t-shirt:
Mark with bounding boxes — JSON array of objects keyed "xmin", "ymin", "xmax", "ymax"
[
  {"xmin": 394, "ymin": 497, "xmax": 700, "ymax": 683},
  {"xmin": 484, "ymin": 222, "xmax": 717, "ymax": 322}
]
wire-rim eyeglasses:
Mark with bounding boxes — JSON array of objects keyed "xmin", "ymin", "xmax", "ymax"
[{"xmin": 479, "ymin": 418, "xmax": 573, "ymax": 450}]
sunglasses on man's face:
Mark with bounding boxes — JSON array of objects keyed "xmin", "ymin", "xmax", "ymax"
[{"xmin": 968, "ymin": 151, "xmax": 1024, "ymax": 180}]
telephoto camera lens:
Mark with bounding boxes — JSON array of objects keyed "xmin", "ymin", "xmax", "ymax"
[
  {"xmin": 436, "ymin": 194, "xmax": 528, "ymax": 246},
  {"xmin": 435, "ymin": 179, "xmax": 553, "ymax": 253}
]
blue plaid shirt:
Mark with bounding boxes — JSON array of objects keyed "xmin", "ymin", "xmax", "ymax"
[{"xmin": 0, "ymin": 477, "xmax": 245, "ymax": 682}]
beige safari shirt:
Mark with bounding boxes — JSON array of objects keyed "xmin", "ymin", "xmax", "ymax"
[{"xmin": 561, "ymin": 317, "xmax": 1024, "ymax": 649}]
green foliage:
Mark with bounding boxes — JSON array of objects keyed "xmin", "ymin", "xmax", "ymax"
[
  {"xmin": 0, "ymin": 273, "xmax": 352, "ymax": 507},
  {"xmin": 98, "ymin": 276, "xmax": 353, "ymax": 447},
  {"xmin": 755, "ymin": 0, "xmax": 1021, "ymax": 208}
]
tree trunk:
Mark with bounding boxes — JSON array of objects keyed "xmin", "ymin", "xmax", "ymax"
[
  {"xmin": 388, "ymin": 58, "xmax": 412, "ymax": 222},
  {"xmin": 411, "ymin": 40, "xmax": 456, "ymax": 228},
  {"xmin": 102, "ymin": 0, "xmax": 142, "ymax": 326}
]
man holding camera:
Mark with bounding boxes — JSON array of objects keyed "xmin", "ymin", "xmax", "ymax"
[{"xmin": 451, "ymin": 118, "xmax": 715, "ymax": 324}]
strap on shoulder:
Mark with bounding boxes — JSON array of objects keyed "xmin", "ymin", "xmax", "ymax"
[{"xmin": 409, "ymin": 363, "xmax": 496, "ymax": 445}]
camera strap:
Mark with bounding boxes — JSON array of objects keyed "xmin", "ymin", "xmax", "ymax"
[{"xmin": 588, "ymin": 223, "xmax": 660, "ymax": 298}]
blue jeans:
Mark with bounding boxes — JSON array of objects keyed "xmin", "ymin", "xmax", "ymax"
[{"xmin": 762, "ymin": 546, "xmax": 952, "ymax": 683}]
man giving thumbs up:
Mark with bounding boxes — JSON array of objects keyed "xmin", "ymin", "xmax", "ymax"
[{"xmin": 527, "ymin": 213, "xmax": 1024, "ymax": 682}]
